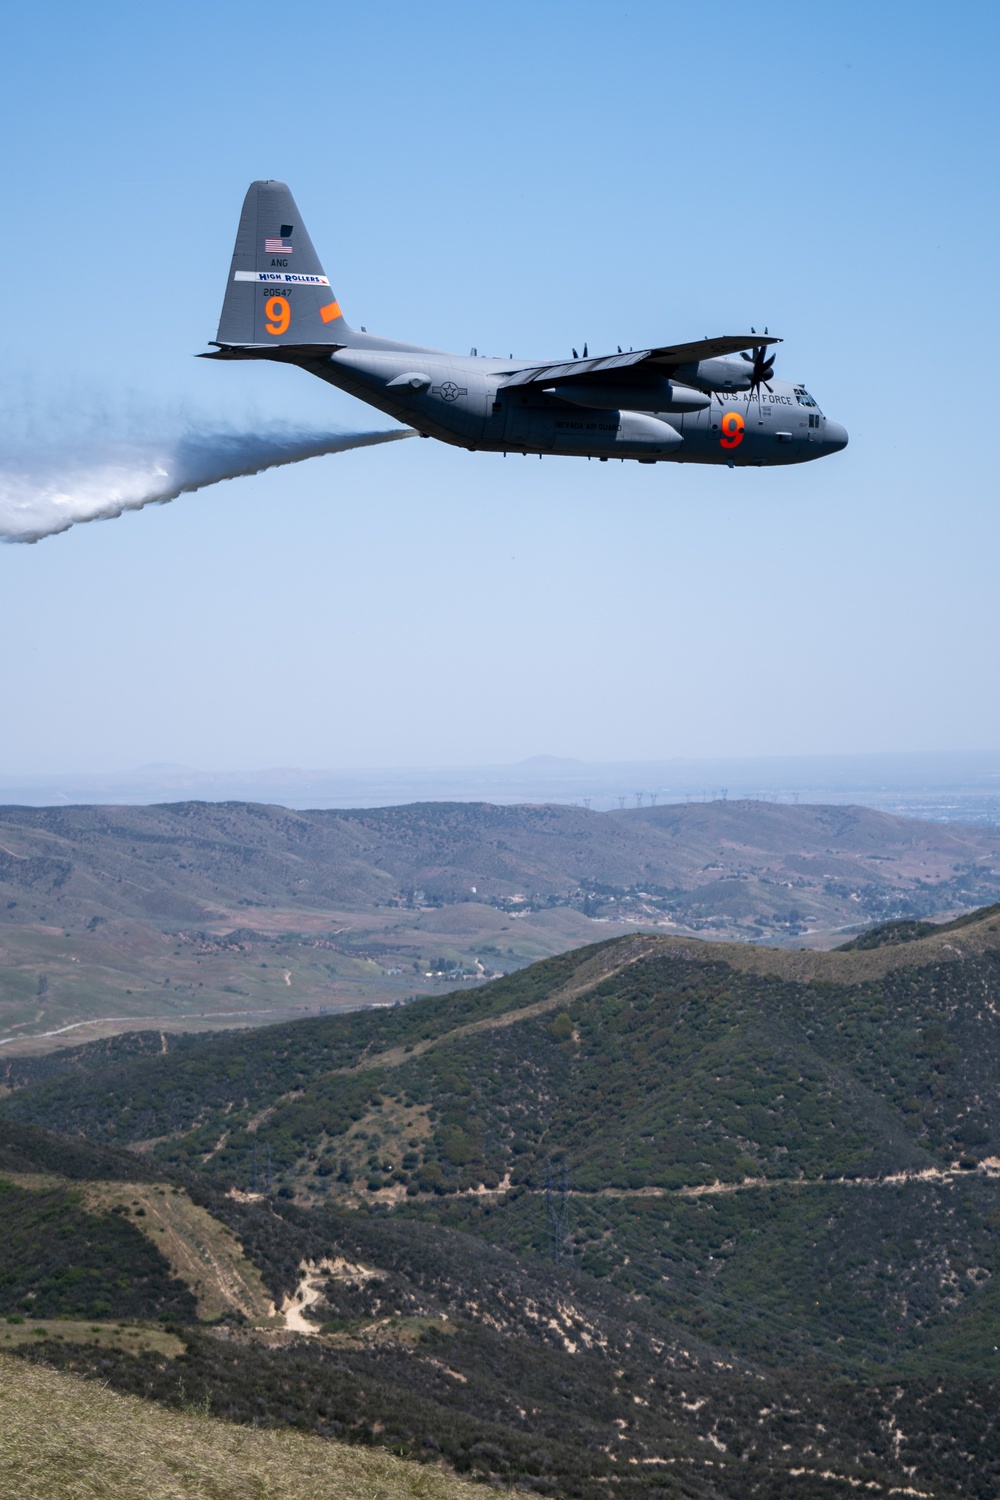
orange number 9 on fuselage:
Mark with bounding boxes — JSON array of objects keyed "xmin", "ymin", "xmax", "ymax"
[
  {"xmin": 265, "ymin": 296, "xmax": 291, "ymax": 336},
  {"xmin": 720, "ymin": 411, "xmax": 745, "ymax": 449}
]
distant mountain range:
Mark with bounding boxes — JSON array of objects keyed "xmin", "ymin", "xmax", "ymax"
[{"xmin": 1, "ymin": 746, "xmax": 999, "ymax": 818}]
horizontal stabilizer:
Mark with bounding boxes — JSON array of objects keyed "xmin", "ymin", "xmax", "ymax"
[{"xmin": 200, "ymin": 344, "xmax": 346, "ymax": 362}]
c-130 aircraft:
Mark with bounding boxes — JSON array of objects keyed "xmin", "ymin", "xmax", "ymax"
[{"xmin": 204, "ymin": 181, "xmax": 848, "ymax": 467}]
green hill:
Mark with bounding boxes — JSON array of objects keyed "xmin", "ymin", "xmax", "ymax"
[
  {"xmin": 8, "ymin": 911, "xmax": 1000, "ymax": 1197},
  {"xmin": 5, "ymin": 912, "xmax": 1000, "ymax": 1495}
]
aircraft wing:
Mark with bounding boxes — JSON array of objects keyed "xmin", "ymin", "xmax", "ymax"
[{"xmin": 498, "ymin": 334, "xmax": 780, "ymax": 389}]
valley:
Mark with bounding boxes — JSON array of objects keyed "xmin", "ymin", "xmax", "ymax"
[{"xmin": 2, "ymin": 796, "xmax": 1000, "ymax": 1050}]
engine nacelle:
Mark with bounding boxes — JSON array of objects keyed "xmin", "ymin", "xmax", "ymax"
[
  {"xmin": 545, "ymin": 378, "xmax": 709, "ymax": 413},
  {"xmin": 671, "ymin": 355, "xmax": 753, "ymax": 394}
]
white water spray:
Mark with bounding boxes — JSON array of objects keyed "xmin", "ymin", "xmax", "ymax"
[{"xmin": 0, "ymin": 424, "xmax": 414, "ymax": 543}]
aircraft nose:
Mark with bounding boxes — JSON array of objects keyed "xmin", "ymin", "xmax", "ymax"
[{"xmin": 823, "ymin": 419, "xmax": 848, "ymax": 453}]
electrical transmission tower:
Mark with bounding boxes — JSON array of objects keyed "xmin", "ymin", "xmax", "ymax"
[{"xmin": 545, "ymin": 1158, "xmax": 570, "ymax": 1264}]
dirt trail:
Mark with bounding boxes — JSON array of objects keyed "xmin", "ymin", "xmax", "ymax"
[
  {"xmin": 536, "ymin": 1162, "xmax": 1000, "ymax": 1201},
  {"xmin": 278, "ymin": 1264, "xmax": 329, "ymax": 1333},
  {"xmin": 275, "ymin": 1257, "xmax": 381, "ymax": 1334},
  {"xmin": 679, "ymin": 1162, "xmax": 1000, "ymax": 1196},
  {"xmin": 365, "ymin": 1161, "xmax": 1000, "ymax": 1210}
]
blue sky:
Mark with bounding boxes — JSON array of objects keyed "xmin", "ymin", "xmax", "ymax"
[{"xmin": 2, "ymin": 1, "xmax": 997, "ymax": 773}]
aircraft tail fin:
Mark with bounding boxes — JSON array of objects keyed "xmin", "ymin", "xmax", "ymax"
[{"xmin": 213, "ymin": 180, "xmax": 352, "ymax": 349}]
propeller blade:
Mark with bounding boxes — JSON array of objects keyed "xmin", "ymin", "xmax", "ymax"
[{"xmin": 737, "ymin": 332, "xmax": 777, "ymax": 389}]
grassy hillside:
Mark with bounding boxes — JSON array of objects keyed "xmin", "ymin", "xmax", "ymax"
[
  {"xmin": 2, "ymin": 797, "xmax": 1000, "ymax": 1044},
  {"xmin": 0, "ymin": 1352, "xmax": 489, "ymax": 1500}
]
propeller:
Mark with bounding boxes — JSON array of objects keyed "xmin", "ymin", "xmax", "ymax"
[{"xmin": 740, "ymin": 327, "xmax": 776, "ymax": 396}]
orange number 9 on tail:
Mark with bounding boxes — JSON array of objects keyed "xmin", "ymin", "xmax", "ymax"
[{"xmin": 265, "ymin": 296, "xmax": 290, "ymax": 336}]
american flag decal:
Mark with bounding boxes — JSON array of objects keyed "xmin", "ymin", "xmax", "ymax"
[{"xmin": 265, "ymin": 237, "xmax": 293, "ymax": 253}]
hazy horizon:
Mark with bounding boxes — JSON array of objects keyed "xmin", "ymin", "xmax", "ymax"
[{"xmin": 2, "ymin": 747, "xmax": 998, "ymax": 824}]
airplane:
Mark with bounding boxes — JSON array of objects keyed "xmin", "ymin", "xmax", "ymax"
[{"xmin": 203, "ymin": 181, "xmax": 848, "ymax": 468}]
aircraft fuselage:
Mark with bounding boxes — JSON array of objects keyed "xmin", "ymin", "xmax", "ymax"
[{"xmin": 307, "ymin": 344, "xmax": 846, "ymax": 465}]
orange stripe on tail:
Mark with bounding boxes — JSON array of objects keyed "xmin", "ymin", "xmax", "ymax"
[{"xmin": 320, "ymin": 300, "xmax": 342, "ymax": 324}]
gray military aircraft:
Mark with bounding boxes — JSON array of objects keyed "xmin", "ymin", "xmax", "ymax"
[{"xmin": 204, "ymin": 181, "xmax": 848, "ymax": 467}]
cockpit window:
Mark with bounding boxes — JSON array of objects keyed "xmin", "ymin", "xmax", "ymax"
[{"xmin": 794, "ymin": 385, "xmax": 820, "ymax": 410}]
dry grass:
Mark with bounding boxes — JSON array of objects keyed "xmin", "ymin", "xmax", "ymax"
[
  {"xmin": 0, "ymin": 1352, "xmax": 498, "ymax": 1500},
  {"xmin": 0, "ymin": 1318, "xmax": 182, "ymax": 1356}
]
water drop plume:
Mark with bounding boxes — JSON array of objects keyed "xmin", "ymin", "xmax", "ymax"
[{"xmin": 0, "ymin": 424, "xmax": 414, "ymax": 543}]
